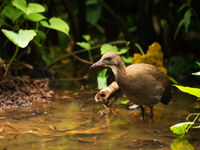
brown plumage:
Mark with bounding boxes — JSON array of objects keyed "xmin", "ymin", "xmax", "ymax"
[{"xmin": 91, "ymin": 52, "xmax": 171, "ymax": 120}]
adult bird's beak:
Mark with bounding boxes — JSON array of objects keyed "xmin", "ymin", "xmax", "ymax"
[{"xmin": 90, "ymin": 60, "xmax": 104, "ymax": 69}]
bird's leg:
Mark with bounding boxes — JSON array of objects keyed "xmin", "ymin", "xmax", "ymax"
[
  {"xmin": 139, "ymin": 105, "xmax": 145, "ymax": 120},
  {"xmin": 149, "ymin": 105, "xmax": 153, "ymax": 122}
]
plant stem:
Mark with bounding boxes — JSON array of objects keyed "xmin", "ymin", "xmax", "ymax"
[
  {"xmin": 5, "ymin": 46, "xmax": 19, "ymax": 78},
  {"xmin": 135, "ymin": 43, "xmax": 145, "ymax": 56},
  {"xmin": 88, "ymin": 49, "xmax": 93, "ymax": 63},
  {"xmin": 182, "ymin": 113, "xmax": 200, "ymax": 138}
]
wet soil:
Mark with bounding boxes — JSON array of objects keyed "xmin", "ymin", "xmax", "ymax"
[
  {"xmin": 0, "ymin": 76, "xmax": 54, "ymax": 114},
  {"xmin": 0, "ymin": 87, "xmax": 199, "ymax": 150}
]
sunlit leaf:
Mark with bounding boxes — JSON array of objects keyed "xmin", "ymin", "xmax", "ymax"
[
  {"xmin": 114, "ymin": 99, "xmax": 129, "ymax": 105},
  {"xmin": 97, "ymin": 69, "xmax": 108, "ymax": 89},
  {"xmin": 40, "ymin": 17, "xmax": 69, "ymax": 35},
  {"xmin": 192, "ymin": 71, "xmax": 200, "ymax": 76},
  {"xmin": 12, "ymin": 0, "xmax": 45, "ymax": 15},
  {"xmin": 82, "ymin": 35, "xmax": 91, "ymax": 42},
  {"xmin": 121, "ymin": 56, "xmax": 132, "ymax": 64},
  {"xmin": 2, "ymin": 4, "xmax": 23, "ymax": 22},
  {"xmin": 170, "ymin": 122, "xmax": 193, "ymax": 135},
  {"xmin": 1, "ymin": 29, "xmax": 36, "ymax": 48},
  {"xmin": 76, "ymin": 42, "xmax": 90, "ymax": 50},
  {"xmin": 173, "ymin": 85, "xmax": 200, "ymax": 97},
  {"xmin": 27, "ymin": 13, "xmax": 45, "ymax": 22},
  {"xmin": 100, "ymin": 44, "xmax": 118, "ymax": 55},
  {"xmin": 117, "ymin": 48, "xmax": 128, "ymax": 55}
]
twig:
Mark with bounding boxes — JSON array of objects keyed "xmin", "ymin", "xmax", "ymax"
[
  {"xmin": 46, "ymin": 40, "xmax": 127, "ymax": 70},
  {"xmin": 72, "ymin": 54, "xmax": 92, "ymax": 64}
]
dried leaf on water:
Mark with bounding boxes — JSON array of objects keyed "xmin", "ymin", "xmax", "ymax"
[
  {"xmin": 65, "ymin": 127, "xmax": 107, "ymax": 135},
  {"xmin": 112, "ymin": 130, "xmax": 128, "ymax": 139},
  {"xmin": 49, "ymin": 124, "xmax": 57, "ymax": 131},
  {"xmin": 78, "ymin": 136, "xmax": 97, "ymax": 143},
  {"xmin": 0, "ymin": 124, "xmax": 4, "ymax": 133},
  {"xmin": 6, "ymin": 122, "xmax": 21, "ymax": 132}
]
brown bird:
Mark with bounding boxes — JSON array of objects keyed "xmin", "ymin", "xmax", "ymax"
[{"xmin": 91, "ymin": 52, "xmax": 171, "ymax": 120}]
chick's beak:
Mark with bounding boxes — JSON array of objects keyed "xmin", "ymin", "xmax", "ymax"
[{"xmin": 90, "ymin": 60, "xmax": 104, "ymax": 69}]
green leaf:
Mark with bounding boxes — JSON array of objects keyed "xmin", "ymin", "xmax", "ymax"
[
  {"xmin": 1, "ymin": 29, "xmax": 36, "ymax": 48},
  {"xmin": 97, "ymin": 69, "xmax": 108, "ymax": 89},
  {"xmin": 170, "ymin": 122, "xmax": 193, "ymax": 135},
  {"xmin": 2, "ymin": 4, "xmax": 23, "ymax": 22},
  {"xmin": 168, "ymin": 76, "xmax": 179, "ymax": 84},
  {"xmin": 12, "ymin": 0, "xmax": 45, "ymax": 15},
  {"xmin": 86, "ymin": 0, "xmax": 101, "ymax": 25},
  {"xmin": 76, "ymin": 42, "xmax": 90, "ymax": 50},
  {"xmin": 121, "ymin": 56, "xmax": 133, "ymax": 64},
  {"xmin": 177, "ymin": 3, "xmax": 188, "ymax": 13},
  {"xmin": 184, "ymin": 9, "xmax": 192, "ymax": 33},
  {"xmin": 101, "ymin": 44, "xmax": 118, "ymax": 55},
  {"xmin": 27, "ymin": 13, "xmax": 45, "ymax": 22},
  {"xmin": 82, "ymin": 35, "xmax": 91, "ymax": 41},
  {"xmin": 173, "ymin": 85, "xmax": 200, "ymax": 97},
  {"xmin": 118, "ymin": 48, "xmax": 128, "ymax": 55},
  {"xmin": 196, "ymin": 62, "xmax": 200, "ymax": 67},
  {"xmin": 174, "ymin": 19, "xmax": 184, "ymax": 40},
  {"xmin": 40, "ymin": 17, "xmax": 70, "ymax": 35},
  {"xmin": 115, "ymin": 99, "xmax": 129, "ymax": 105},
  {"xmin": 192, "ymin": 71, "xmax": 200, "ymax": 76}
]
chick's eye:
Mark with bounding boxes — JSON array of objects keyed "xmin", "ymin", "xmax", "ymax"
[{"xmin": 107, "ymin": 57, "xmax": 112, "ymax": 61}]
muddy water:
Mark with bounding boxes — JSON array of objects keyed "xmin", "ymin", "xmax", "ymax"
[{"xmin": 0, "ymin": 89, "xmax": 199, "ymax": 150}]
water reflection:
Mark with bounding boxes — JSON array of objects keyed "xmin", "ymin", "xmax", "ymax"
[{"xmin": 0, "ymin": 90, "xmax": 199, "ymax": 150}]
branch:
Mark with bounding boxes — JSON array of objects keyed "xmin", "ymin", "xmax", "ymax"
[{"xmin": 46, "ymin": 40, "xmax": 127, "ymax": 70}]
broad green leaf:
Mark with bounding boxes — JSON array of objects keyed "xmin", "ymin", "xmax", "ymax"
[
  {"xmin": 117, "ymin": 48, "xmax": 128, "ymax": 55},
  {"xmin": 184, "ymin": 9, "xmax": 192, "ymax": 33},
  {"xmin": 27, "ymin": 13, "xmax": 45, "ymax": 22},
  {"xmin": 121, "ymin": 56, "xmax": 133, "ymax": 64},
  {"xmin": 40, "ymin": 17, "xmax": 69, "ymax": 35},
  {"xmin": 2, "ymin": 4, "xmax": 23, "ymax": 22},
  {"xmin": 76, "ymin": 42, "xmax": 90, "ymax": 50},
  {"xmin": 12, "ymin": 0, "xmax": 45, "ymax": 15},
  {"xmin": 170, "ymin": 122, "xmax": 193, "ymax": 135},
  {"xmin": 174, "ymin": 19, "xmax": 184, "ymax": 40},
  {"xmin": 173, "ymin": 85, "xmax": 200, "ymax": 97},
  {"xmin": 34, "ymin": 30, "xmax": 46, "ymax": 41},
  {"xmin": 100, "ymin": 44, "xmax": 118, "ymax": 55},
  {"xmin": 82, "ymin": 35, "xmax": 91, "ymax": 41},
  {"xmin": 86, "ymin": 0, "xmax": 101, "ymax": 25},
  {"xmin": 97, "ymin": 69, "xmax": 108, "ymax": 89},
  {"xmin": 192, "ymin": 71, "xmax": 200, "ymax": 76},
  {"xmin": 1, "ymin": 29, "xmax": 36, "ymax": 48}
]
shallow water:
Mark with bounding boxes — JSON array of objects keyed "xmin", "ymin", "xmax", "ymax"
[{"xmin": 0, "ymin": 89, "xmax": 200, "ymax": 150}]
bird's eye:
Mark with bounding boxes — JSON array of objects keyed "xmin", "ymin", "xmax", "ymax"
[{"xmin": 107, "ymin": 57, "xmax": 112, "ymax": 61}]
